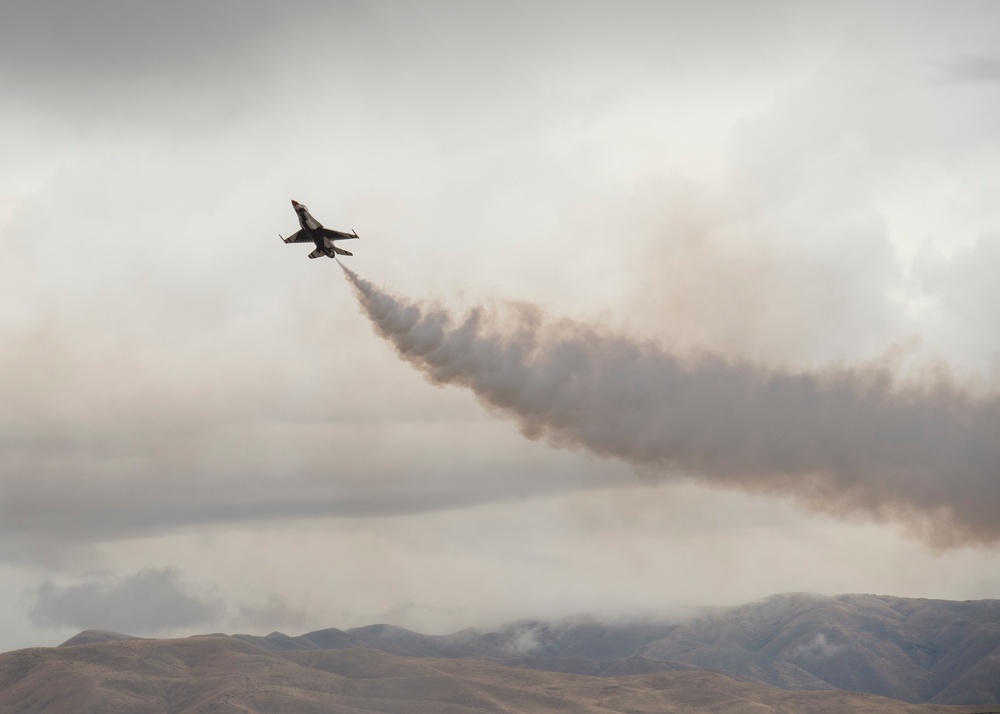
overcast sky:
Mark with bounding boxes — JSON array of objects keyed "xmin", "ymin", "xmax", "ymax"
[{"xmin": 1, "ymin": 1, "xmax": 999, "ymax": 652}]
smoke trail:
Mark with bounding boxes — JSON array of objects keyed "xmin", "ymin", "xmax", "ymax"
[{"xmin": 340, "ymin": 264, "xmax": 1000, "ymax": 547}]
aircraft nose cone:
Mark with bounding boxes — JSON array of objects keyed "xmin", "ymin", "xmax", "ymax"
[{"xmin": 291, "ymin": 199, "xmax": 300, "ymax": 207}]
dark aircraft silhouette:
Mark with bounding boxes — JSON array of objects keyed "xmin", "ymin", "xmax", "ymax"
[{"xmin": 280, "ymin": 199, "xmax": 359, "ymax": 259}]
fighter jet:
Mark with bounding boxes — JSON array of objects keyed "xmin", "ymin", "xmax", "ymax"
[{"xmin": 280, "ymin": 199, "xmax": 359, "ymax": 259}]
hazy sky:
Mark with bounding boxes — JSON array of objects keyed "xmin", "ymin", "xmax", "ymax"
[{"xmin": 2, "ymin": 1, "xmax": 999, "ymax": 651}]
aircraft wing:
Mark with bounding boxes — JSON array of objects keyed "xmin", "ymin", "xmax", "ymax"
[
  {"xmin": 282, "ymin": 230, "xmax": 313, "ymax": 244},
  {"xmin": 320, "ymin": 227, "xmax": 359, "ymax": 241}
]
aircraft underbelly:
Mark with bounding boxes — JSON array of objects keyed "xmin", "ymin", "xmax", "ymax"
[{"xmin": 286, "ymin": 203, "xmax": 356, "ymax": 259}]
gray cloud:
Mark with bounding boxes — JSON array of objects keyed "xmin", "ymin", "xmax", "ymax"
[
  {"xmin": 342, "ymin": 263, "xmax": 1000, "ymax": 547},
  {"xmin": 0, "ymin": 1, "xmax": 309, "ymax": 82},
  {"xmin": 234, "ymin": 594, "xmax": 314, "ymax": 633},
  {"xmin": 943, "ymin": 54, "xmax": 1000, "ymax": 83},
  {"xmin": 29, "ymin": 567, "xmax": 221, "ymax": 633},
  {"xmin": 916, "ymin": 232, "xmax": 1000, "ymax": 368}
]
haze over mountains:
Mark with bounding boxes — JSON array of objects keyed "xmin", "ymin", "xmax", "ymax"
[
  {"xmin": 233, "ymin": 593, "xmax": 1000, "ymax": 705},
  {"xmin": 8, "ymin": 592, "xmax": 996, "ymax": 712}
]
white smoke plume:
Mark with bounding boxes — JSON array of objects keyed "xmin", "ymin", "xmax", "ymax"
[{"xmin": 340, "ymin": 264, "xmax": 1000, "ymax": 547}]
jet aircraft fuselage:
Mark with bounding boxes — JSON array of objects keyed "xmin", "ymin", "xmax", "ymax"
[{"xmin": 281, "ymin": 200, "xmax": 359, "ymax": 259}]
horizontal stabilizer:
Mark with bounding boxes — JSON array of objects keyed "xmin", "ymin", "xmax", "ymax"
[
  {"xmin": 333, "ymin": 246, "xmax": 353, "ymax": 256},
  {"xmin": 308, "ymin": 248, "xmax": 325, "ymax": 259}
]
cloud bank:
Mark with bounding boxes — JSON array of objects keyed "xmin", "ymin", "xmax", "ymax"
[
  {"xmin": 30, "ymin": 567, "xmax": 221, "ymax": 634},
  {"xmin": 342, "ymin": 263, "xmax": 1000, "ymax": 547}
]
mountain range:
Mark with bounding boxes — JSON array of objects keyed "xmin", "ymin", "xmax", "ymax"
[
  {"xmin": 3, "ymin": 592, "xmax": 998, "ymax": 712},
  {"xmin": 225, "ymin": 592, "xmax": 1000, "ymax": 705}
]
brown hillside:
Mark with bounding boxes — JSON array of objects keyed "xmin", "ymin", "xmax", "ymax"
[{"xmin": 0, "ymin": 635, "xmax": 993, "ymax": 714}]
